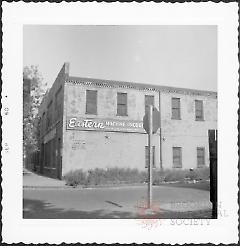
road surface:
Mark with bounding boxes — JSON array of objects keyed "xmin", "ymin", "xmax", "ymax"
[{"xmin": 23, "ymin": 185, "xmax": 211, "ymax": 219}]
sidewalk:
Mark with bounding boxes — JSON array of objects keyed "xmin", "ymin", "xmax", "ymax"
[
  {"xmin": 23, "ymin": 169, "xmax": 147, "ymax": 190},
  {"xmin": 23, "ymin": 169, "xmax": 67, "ymax": 189}
]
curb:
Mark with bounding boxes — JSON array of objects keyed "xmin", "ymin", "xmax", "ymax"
[
  {"xmin": 23, "ymin": 183, "xmax": 147, "ymax": 190},
  {"xmin": 23, "ymin": 181, "xmax": 209, "ymax": 190},
  {"xmin": 23, "ymin": 185, "xmax": 76, "ymax": 190}
]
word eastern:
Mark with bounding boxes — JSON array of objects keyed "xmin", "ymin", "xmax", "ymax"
[{"xmin": 68, "ymin": 118, "xmax": 105, "ymax": 129}]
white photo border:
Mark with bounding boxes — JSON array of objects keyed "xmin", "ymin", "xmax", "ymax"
[{"xmin": 2, "ymin": 2, "xmax": 239, "ymax": 244}]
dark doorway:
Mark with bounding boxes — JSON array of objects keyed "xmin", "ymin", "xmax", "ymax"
[{"xmin": 208, "ymin": 129, "xmax": 217, "ymax": 218}]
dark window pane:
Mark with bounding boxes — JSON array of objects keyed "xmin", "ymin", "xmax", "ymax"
[
  {"xmin": 197, "ymin": 147, "xmax": 205, "ymax": 167},
  {"xmin": 55, "ymin": 87, "xmax": 62, "ymax": 120},
  {"xmin": 117, "ymin": 104, "xmax": 127, "ymax": 116},
  {"xmin": 145, "ymin": 146, "xmax": 156, "ymax": 168},
  {"xmin": 87, "ymin": 92, "xmax": 97, "ymax": 102},
  {"xmin": 47, "ymin": 101, "xmax": 53, "ymax": 129},
  {"xmin": 118, "ymin": 93, "xmax": 127, "ymax": 104},
  {"xmin": 173, "ymin": 147, "xmax": 182, "ymax": 168},
  {"xmin": 172, "ymin": 98, "xmax": 180, "ymax": 108},
  {"xmin": 145, "ymin": 95, "xmax": 154, "ymax": 113},
  {"xmin": 172, "ymin": 98, "xmax": 181, "ymax": 119},
  {"xmin": 86, "ymin": 90, "xmax": 97, "ymax": 114},
  {"xmin": 172, "ymin": 108, "xmax": 180, "ymax": 119},
  {"xmin": 117, "ymin": 93, "xmax": 127, "ymax": 116},
  {"xmin": 86, "ymin": 104, "xmax": 97, "ymax": 115},
  {"xmin": 195, "ymin": 100, "xmax": 204, "ymax": 120}
]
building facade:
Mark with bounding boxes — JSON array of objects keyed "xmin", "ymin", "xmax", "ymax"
[{"xmin": 37, "ymin": 63, "xmax": 217, "ymax": 179}]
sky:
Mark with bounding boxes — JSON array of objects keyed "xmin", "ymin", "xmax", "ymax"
[{"xmin": 23, "ymin": 25, "xmax": 217, "ymax": 91}]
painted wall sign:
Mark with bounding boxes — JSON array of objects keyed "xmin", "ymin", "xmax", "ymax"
[{"xmin": 66, "ymin": 117, "xmax": 145, "ymax": 133}]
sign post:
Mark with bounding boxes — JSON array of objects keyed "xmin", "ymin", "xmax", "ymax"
[
  {"xmin": 143, "ymin": 106, "xmax": 160, "ymax": 210},
  {"xmin": 148, "ymin": 105, "xmax": 153, "ymax": 209}
]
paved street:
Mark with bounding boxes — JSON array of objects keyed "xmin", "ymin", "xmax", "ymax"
[{"xmin": 23, "ymin": 185, "xmax": 211, "ymax": 219}]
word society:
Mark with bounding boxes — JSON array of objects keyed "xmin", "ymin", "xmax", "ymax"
[{"xmin": 170, "ymin": 219, "xmax": 211, "ymax": 226}]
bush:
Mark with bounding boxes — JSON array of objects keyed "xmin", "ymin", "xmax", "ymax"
[
  {"xmin": 64, "ymin": 167, "xmax": 148, "ymax": 186},
  {"xmin": 86, "ymin": 167, "xmax": 147, "ymax": 185},
  {"xmin": 152, "ymin": 170, "xmax": 165, "ymax": 185},
  {"xmin": 163, "ymin": 169, "xmax": 188, "ymax": 182},
  {"xmin": 63, "ymin": 169, "xmax": 87, "ymax": 187},
  {"xmin": 63, "ymin": 166, "xmax": 210, "ymax": 187},
  {"xmin": 186, "ymin": 167, "xmax": 210, "ymax": 181}
]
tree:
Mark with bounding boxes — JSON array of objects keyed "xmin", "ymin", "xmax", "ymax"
[{"xmin": 23, "ymin": 65, "xmax": 47, "ymax": 167}]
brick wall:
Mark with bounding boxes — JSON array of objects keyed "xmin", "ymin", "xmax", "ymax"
[
  {"xmin": 38, "ymin": 63, "xmax": 69, "ymax": 178},
  {"xmin": 62, "ymin": 83, "xmax": 160, "ymax": 175},
  {"xmin": 161, "ymin": 91, "xmax": 217, "ymax": 169}
]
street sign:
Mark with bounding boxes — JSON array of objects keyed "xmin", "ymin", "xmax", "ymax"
[{"xmin": 143, "ymin": 106, "xmax": 160, "ymax": 134}]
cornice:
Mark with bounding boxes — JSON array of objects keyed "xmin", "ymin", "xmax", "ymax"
[{"xmin": 65, "ymin": 77, "xmax": 217, "ymax": 98}]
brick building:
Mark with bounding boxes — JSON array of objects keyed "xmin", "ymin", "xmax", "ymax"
[{"xmin": 37, "ymin": 63, "xmax": 217, "ymax": 179}]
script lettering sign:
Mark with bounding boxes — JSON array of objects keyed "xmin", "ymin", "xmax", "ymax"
[{"xmin": 66, "ymin": 117, "xmax": 145, "ymax": 133}]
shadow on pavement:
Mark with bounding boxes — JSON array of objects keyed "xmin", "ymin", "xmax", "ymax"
[
  {"xmin": 23, "ymin": 198, "xmax": 134, "ymax": 219},
  {"xmin": 23, "ymin": 198, "xmax": 211, "ymax": 219}
]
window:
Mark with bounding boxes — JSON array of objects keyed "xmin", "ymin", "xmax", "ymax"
[
  {"xmin": 42, "ymin": 112, "xmax": 46, "ymax": 132},
  {"xmin": 44, "ymin": 142, "xmax": 50, "ymax": 167},
  {"xmin": 145, "ymin": 146, "xmax": 156, "ymax": 168},
  {"xmin": 51, "ymin": 138, "xmax": 56, "ymax": 168},
  {"xmin": 173, "ymin": 147, "xmax": 182, "ymax": 168},
  {"xmin": 86, "ymin": 90, "xmax": 97, "ymax": 115},
  {"xmin": 46, "ymin": 101, "xmax": 53, "ymax": 129},
  {"xmin": 55, "ymin": 86, "xmax": 62, "ymax": 121},
  {"xmin": 145, "ymin": 95, "xmax": 154, "ymax": 114},
  {"xmin": 117, "ymin": 92, "xmax": 127, "ymax": 116},
  {"xmin": 172, "ymin": 98, "xmax": 181, "ymax": 119},
  {"xmin": 195, "ymin": 100, "xmax": 204, "ymax": 121},
  {"xmin": 197, "ymin": 147, "xmax": 205, "ymax": 167}
]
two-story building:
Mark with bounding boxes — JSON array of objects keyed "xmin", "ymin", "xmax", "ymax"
[{"xmin": 37, "ymin": 63, "xmax": 217, "ymax": 179}]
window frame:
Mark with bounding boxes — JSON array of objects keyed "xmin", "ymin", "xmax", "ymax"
[
  {"xmin": 197, "ymin": 147, "xmax": 205, "ymax": 168},
  {"xmin": 195, "ymin": 100, "xmax": 204, "ymax": 121},
  {"xmin": 117, "ymin": 92, "xmax": 128, "ymax": 116},
  {"xmin": 86, "ymin": 90, "xmax": 98, "ymax": 115},
  {"xmin": 55, "ymin": 86, "xmax": 62, "ymax": 121},
  {"xmin": 46, "ymin": 101, "xmax": 53, "ymax": 130},
  {"xmin": 171, "ymin": 97, "xmax": 181, "ymax": 120},
  {"xmin": 145, "ymin": 95, "xmax": 155, "ymax": 114},
  {"xmin": 145, "ymin": 146, "xmax": 156, "ymax": 168},
  {"xmin": 172, "ymin": 147, "xmax": 182, "ymax": 168}
]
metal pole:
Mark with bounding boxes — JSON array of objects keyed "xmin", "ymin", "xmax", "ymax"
[
  {"xmin": 158, "ymin": 90, "xmax": 163, "ymax": 170},
  {"xmin": 148, "ymin": 105, "xmax": 153, "ymax": 209}
]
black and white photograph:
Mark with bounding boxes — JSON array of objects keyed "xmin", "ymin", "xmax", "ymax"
[
  {"xmin": 23, "ymin": 24, "xmax": 218, "ymax": 220},
  {"xmin": 2, "ymin": 2, "xmax": 238, "ymax": 244}
]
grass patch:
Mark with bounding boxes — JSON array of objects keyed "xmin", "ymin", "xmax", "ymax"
[
  {"xmin": 63, "ymin": 167, "xmax": 210, "ymax": 187},
  {"xmin": 64, "ymin": 169, "xmax": 87, "ymax": 187}
]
